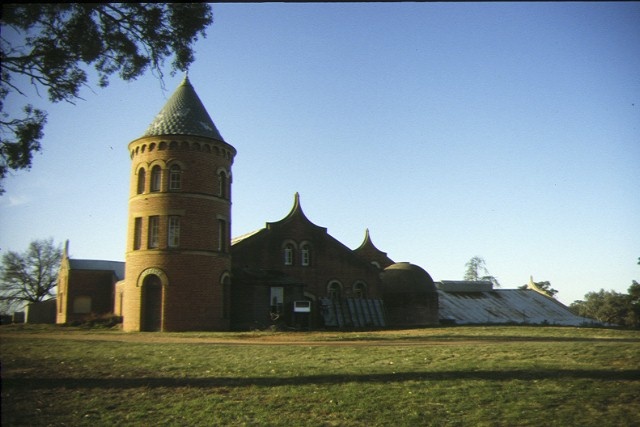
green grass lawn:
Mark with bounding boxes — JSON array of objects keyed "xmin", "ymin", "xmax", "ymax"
[{"xmin": 1, "ymin": 325, "xmax": 639, "ymax": 426}]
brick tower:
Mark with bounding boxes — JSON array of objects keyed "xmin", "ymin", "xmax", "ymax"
[{"xmin": 121, "ymin": 76, "xmax": 236, "ymax": 331}]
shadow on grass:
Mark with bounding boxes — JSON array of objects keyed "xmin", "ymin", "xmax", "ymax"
[
  {"xmin": 4, "ymin": 369, "xmax": 640, "ymax": 390},
  {"xmin": 336, "ymin": 335, "xmax": 640, "ymax": 344}
]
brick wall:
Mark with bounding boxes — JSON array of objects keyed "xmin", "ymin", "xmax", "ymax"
[
  {"xmin": 123, "ymin": 135, "xmax": 235, "ymax": 331},
  {"xmin": 232, "ymin": 202, "xmax": 384, "ymax": 302}
]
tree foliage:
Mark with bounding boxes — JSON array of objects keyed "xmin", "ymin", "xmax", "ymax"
[
  {"xmin": 570, "ymin": 283, "xmax": 640, "ymax": 328},
  {"xmin": 464, "ymin": 256, "xmax": 500, "ymax": 287},
  {"xmin": 0, "ymin": 3, "xmax": 214, "ymax": 193},
  {"xmin": 569, "ymin": 257, "xmax": 640, "ymax": 328},
  {"xmin": 0, "ymin": 238, "xmax": 62, "ymax": 308}
]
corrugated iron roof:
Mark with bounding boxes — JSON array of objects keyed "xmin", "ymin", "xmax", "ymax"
[
  {"xmin": 142, "ymin": 76, "xmax": 225, "ymax": 141},
  {"xmin": 437, "ymin": 289, "xmax": 590, "ymax": 326},
  {"xmin": 68, "ymin": 259, "xmax": 125, "ymax": 281}
]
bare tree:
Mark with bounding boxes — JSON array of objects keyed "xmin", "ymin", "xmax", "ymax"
[{"xmin": 0, "ymin": 238, "xmax": 62, "ymax": 309}]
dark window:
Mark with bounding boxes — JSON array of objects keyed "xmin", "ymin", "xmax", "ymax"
[
  {"xmin": 284, "ymin": 244, "xmax": 294, "ymax": 266},
  {"xmin": 148, "ymin": 216, "xmax": 160, "ymax": 248},
  {"xmin": 168, "ymin": 216, "xmax": 180, "ymax": 248},
  {"xmin": 354, "ymin": 282, "xmax": 367, "ymax": 299},
  {"xmin": 301, "ymin": 243, "xmax": 311, "ymax": 266},
  {"xmin": 219, "ymin": 172, "xmax": 227, "ymax": 199},
  {"xmin": 133, "ymin": 217, "xmax": 142, "ymax": 250},
  {"xmin": 218, "ymin": 219, "xmax": 228, "ymax": 253},
  {"xmin": 328, "ymin": 282, "xmax": 342, "ymax": 300},
  {"xmin": 151, "ymin": 166, "xmax": 162, "ymax": 192},
  {"xmin": 169, "ymin": 165, "xmax": 182, "ymax": 190},
  {"xmin": 137, "ymin": 169, "xmax": 146, "ymax": 194}
]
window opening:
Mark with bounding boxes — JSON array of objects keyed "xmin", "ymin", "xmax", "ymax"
[
  {"xmin": 137, "ymin": 169, "xmax": 146, "ymax": 194},
  {"xmin": 301, "ymin": 243, "xmax": 311, "ymax": 266},
  {"xmin": 354, "ymin": 282, "xmax": 367, "ymax": 299},
  {"xmin": 148, "ymin": 216, "xmax": 160, "ymax": 248},
  {"xmin": 284, "ymin": 244, "xmax": 294, "ymax": 266},
  {"xmin": 219, "ymin": 172, "xmax": 227, "ymax": 199},
  {"xmin": 328, "ymin": 282, "xmax": 342, "ymax": 300},
  {"xmin": 169, "ymin": 165, "xmax": 182, "ymax": 190},
  {"xmin": 168, "ymin": 216, "xmax": 180, "ymax": 248},
  {"xmin": 73, "ymin": 296, "xmax": 91, "ymax": 314},
  {"xmin": 151, "ymin": 166, "xmax": 162, "ymax": 192},
  {"xmin": 218, "ymin": 219, "xmax": 228, "ymax": 253},
  {"xmin": 133, "ymin": 217, "xmax": 142, "ymax": 250},
  {"xmin": 270, "ymin": 287, "xmax": 284, "ymax": 319}
]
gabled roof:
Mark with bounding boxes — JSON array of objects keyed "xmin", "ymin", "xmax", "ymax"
[
  {"xmin": 231, "ymin": 193, "xmax": 377, "ymax": 270},
  {"xmin": 142, "ymin": 76, "xmax": 225, "ymax": 141},
  {"xmin": 231, "ymin": 228, "xmax": 264, "ymax": 246},
  {"xmin": 68, "ymin": 259, "xmax": 125, "ymax": 281}
]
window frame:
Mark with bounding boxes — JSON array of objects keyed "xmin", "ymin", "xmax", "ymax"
[
  {"xmin": 353, "ymin": 282, "xmax": 367, "ymax": 299},
  {"xmin": 327, "ymin": 281, "xmax": 343, "ymax": 300},
  {"xmin": 284, "ymin": 244, "xmax": 294, "ymax": 266},
  {"xmin": 300, "ymin": 243, "xmax": 311, "ymax": 267},
  {"xmin": 133, "ymin": 217, "xmax": 142, "ymax": 250},
  {"xmin": 137, "ymin": 168, "xmax": 146, "ymax": 194},
  {"xmin": 218, "ymin": 171, "xmax": 230, "ymax": 199},
  {"xmin": 168, "ymin": 216, "xmax": 180, "ymax": 248},
  {"xmin": 218, "ymin": 219, "xmax": 228, "ymax": 253},
  {"xmin": 169, "ymin": 164, "xmax": 182, "ymax": 191},
  {"xmin": 148, "ymin": 216, "xmax": 160, "ymax": 249},
  {"xmin": 150, "ymin": 165, "xmax": 162, "ymax": 192}
]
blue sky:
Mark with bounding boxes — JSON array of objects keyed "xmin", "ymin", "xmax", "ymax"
[{"xmin": 1, "ymin": 3, "xmax": 639, "ymax": 305}]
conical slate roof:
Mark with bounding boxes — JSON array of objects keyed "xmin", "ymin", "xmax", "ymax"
[{"xmin": 142, "ymin": 76, "xmax": 225, "ymax": 141}]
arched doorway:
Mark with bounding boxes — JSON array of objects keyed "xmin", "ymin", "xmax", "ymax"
[{"xmin": 142, "ymin": 274, "xmax": 163, "ymax": 331}]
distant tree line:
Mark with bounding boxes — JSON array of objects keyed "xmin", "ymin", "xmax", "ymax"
[{"xmin": 569, "ymin": 257, "xmax": 640, "ymax": 328}]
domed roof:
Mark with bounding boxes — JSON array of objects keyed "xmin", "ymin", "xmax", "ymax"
[
  {"xmin": 380, "ymin": 262, "xmax": 437, "ymax": 294},
  {"xmin": 142, "ymin": 76, "xmax": 225, "ymax": 141}
]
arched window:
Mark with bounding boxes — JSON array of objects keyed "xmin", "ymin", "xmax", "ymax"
[
  {"xmin": 218, "ymin": 172, "xmax": 228, "ymax": 199},
  {"xmin": 137, "ymin": 168, "xmax": 146, "ymax": 194},
  {"xmin": 150, "ymin": 165, "xmax": 162, "ymax": 192},
  {"xmin": 301, "ymin": 243, "xmax": 311, "ymax": 267},
  {"xmin": 327, "ymin": 281, "xmax": 342, "ymax": 300},
  {"xmin": 284, "ymin": 243, "xmax": 294, "ymax": 266},
  {"xmin": 353, "ymin": 282, "xmax": 367, "ymax": 299},
  {"xmin": 169, "ymin": 164, "xmax": 182, "ymax": 191}
]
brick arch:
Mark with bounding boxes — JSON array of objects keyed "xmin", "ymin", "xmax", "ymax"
[
  {"xmin": 149, "ymin": 159, "xmax": 167, "ymax": 169},
  {"xmin": 135, "ymin": 161, "xmax": 150, "ymax": 172},
  {"xmin": 216, "ymin": 166, "xmax": 230, "ymax": 176},
  {"xmin": 136, "ymin": 267, "xmax": 169, "ymax": 288},
  {"xmin": 327, "ymin": 280, "xmax": 344, "ymax": 299},
  {"xmin": 166, "ymin": 159, "xmax": 187, "ymax": 169}
]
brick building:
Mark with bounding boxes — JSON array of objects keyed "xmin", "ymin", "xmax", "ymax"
[
  {"xmin": 231, "ymin": 193, "xmax": 404, "ymax": 329},
  {"xmin": 56, "ymin": 241, "xmax": 124, "ymax": 324},
  {"xmin": 53, "ymin": 77, "xmax": 589, "ymax": 330},
  {"xmin": 119, "ymin": 76, "xmax": 235, "ymax": 331},
  {"xmin": 55, "ymin": 77, "xmax": 440, "ymax": 331}
]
